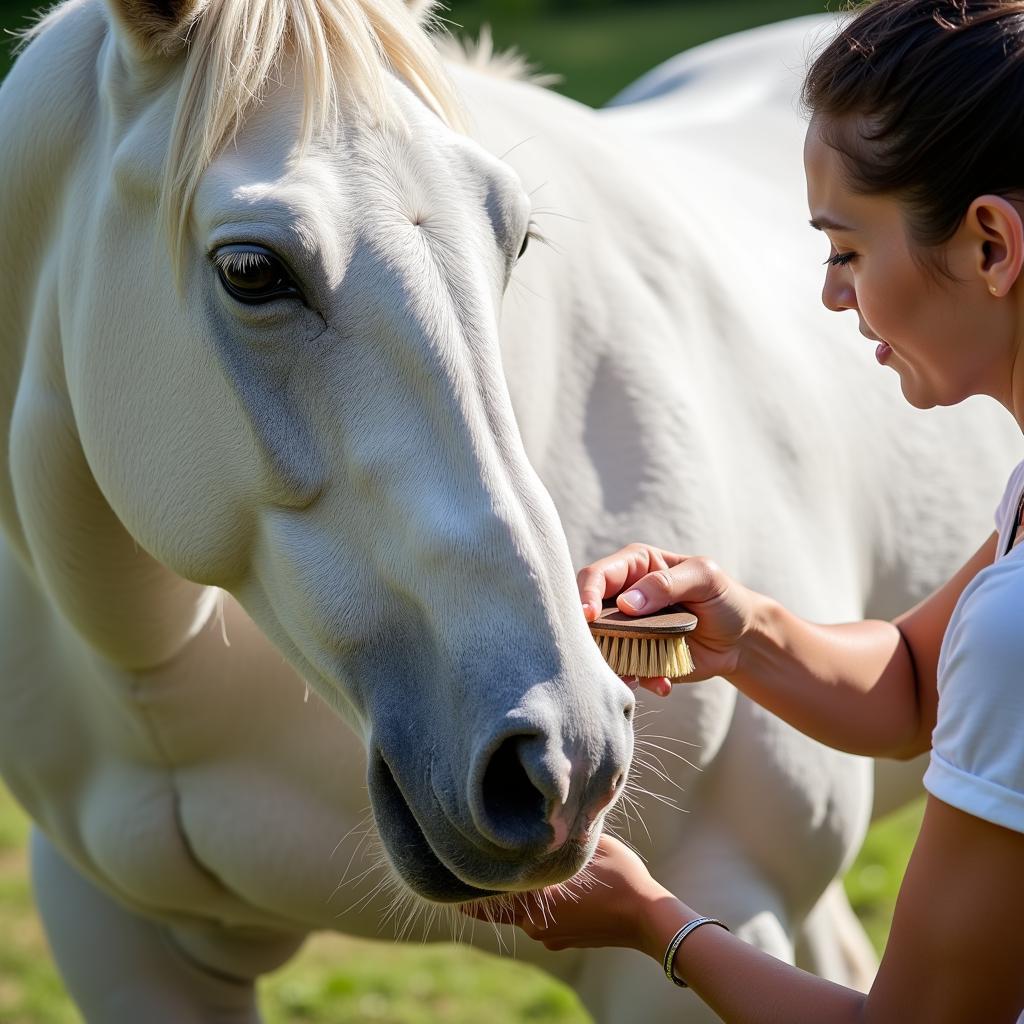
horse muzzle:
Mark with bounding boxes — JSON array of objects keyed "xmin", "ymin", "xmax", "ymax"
[{"xmin": 367, "ymin": 713, "xmax": 632, "ymax": 902}]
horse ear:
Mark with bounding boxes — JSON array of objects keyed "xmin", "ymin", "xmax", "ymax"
[{"xmin": 106, "ymin": 0, "xmax": 203, "ymax": 56}]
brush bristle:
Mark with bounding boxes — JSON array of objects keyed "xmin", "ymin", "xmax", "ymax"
[{"xmin": 594, "ymin": 634, "xmax": 694, "ymax": 679}]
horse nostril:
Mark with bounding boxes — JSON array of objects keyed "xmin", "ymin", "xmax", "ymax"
[
  {"xmin": 480, "ymin": 735, "xmax": 547, "ymax": 842},
  {"xmin": 611, "ymin": 772, "xmax": 624, "ymax": 791}
]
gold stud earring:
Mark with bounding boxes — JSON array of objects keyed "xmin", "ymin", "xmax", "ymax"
[{"xmin": 991, "ymin": 286, "xmax": 999, "ymax": 295}]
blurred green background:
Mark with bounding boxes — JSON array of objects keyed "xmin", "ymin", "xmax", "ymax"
[
  {"xmin": 0, "ymin": 0, "xmax": 836, "ymax": 103},
  {"xmin": 0, "ymin": 1, "xmax": 923, "ymax": 1022}
]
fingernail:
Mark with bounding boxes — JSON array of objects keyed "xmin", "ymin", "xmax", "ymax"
[
  {"xmin": 620, "ymin": 589, "xmax": 647, "ymax": 612},
  {"xmin": 583, "ymin": 600, "xmax": 599, "ymax": 621},
  {"xmin": 658, "ymin": 680, "xmax": 672, "ymax": 697}
]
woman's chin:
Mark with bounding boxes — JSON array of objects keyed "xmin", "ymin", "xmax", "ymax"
[
  {"xmin": 894, "ymin": 369, "xmax": 940, "ymax": 410},
  {"xmin": 898, "ymin": 376, "xmax": 968, "ymax": 410},
  {"xmin": 899, "ymin": 387, "xmax": 936, "ymax": 410}
]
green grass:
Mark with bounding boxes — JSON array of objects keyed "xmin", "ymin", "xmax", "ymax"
[
  {"xmin": 0, "ymin": 781, "xmax": 922, "ymax": 1023},
  {"xmin": 261, "ymin": 937, "xmax": 588, "ymax": 1024},
  {"xmin": 0, "ymin": 788, "xmax": 81, "ymax": 1024}
]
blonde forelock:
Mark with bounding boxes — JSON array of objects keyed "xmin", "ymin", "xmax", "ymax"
[{"xmin": 160, "ymin": 0, "xmax": 465, "ymax": 277}]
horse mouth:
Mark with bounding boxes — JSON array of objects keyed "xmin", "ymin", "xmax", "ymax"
[
  {"xmin": 369, "ymin": 751, "xmax": 502, "ymax": 903},
  {"xmin": 368, "ymin": 751, "xmax": 595, "ymax": 904}
]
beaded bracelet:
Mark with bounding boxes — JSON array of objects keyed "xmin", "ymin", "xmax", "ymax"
[{"xmin": 662, "ymin": 916, "xmax": 730, "ymax": 988}]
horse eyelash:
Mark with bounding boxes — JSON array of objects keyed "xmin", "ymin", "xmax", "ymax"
[
  {"xmin": 524, "ymin": 220, "xmax": 549, "ymax": 250},
  {"xmin": 210, "ymin": 249, "xmax": 273, "ymax": 273}
]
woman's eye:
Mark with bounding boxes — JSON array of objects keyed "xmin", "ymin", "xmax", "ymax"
[
  {"xmin": 212, "ymin": 245, "xmax": 302, "ymax": 304},
  {"xmin": 824, "ymin": 251, "xmax": 857, "ymax": 268}
]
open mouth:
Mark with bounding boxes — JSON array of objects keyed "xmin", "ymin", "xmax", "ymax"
[{"xmin": 369, "ymin": 751, "xmax": 596, "ymax": 904}]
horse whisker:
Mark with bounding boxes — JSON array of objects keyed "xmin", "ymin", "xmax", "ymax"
[
  {"xmin": 633, "ymin": 730, "xmax": 702, "ymax": 750},
  {"xmin": 635, "ymin": 737, "xmax": 703, "ymax": 772}
]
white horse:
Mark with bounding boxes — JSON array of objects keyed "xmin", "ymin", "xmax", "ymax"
[{"xmin": 0, "ymin": 1, "xmax": 1018, "ymax": 1021}]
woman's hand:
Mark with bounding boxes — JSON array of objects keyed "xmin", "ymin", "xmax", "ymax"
[
  {"xmin": 577, "ymin": 543, "xmax": 762, "ymax": 694},
  {"xmin": 463, "ymin": 834, "xmax": 687, "ymax": 960}
]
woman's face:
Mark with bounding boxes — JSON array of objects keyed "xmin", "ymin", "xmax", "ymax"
[{"xmin": 803, "ymin": 116, "xmax": 1016, "ymax": 410}]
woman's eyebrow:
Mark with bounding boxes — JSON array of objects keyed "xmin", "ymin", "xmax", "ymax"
[{"xmin": 809, "ymin": 217, "xmax": 856, "ymax": 232}]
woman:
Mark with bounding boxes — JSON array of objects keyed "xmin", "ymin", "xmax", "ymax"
[{"xmin": 481, "ymin": 3, "xmax": 1024, "ymax": 1020}]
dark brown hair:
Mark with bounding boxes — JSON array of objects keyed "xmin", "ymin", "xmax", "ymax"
[{"xmin": 803, "ymin": 1, "xmax": 1024, "ymax": 248}]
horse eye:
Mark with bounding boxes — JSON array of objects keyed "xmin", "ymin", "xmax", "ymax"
[{"xmin": 212, "ymin": 244, "xmax": 301, "ymax": 305}]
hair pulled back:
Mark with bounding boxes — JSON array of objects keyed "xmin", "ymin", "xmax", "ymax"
[{"xmin": 803, "ymin": 1, "xmax": 1024, "ymax": 248}]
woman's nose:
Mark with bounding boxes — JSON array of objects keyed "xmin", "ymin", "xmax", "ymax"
[{"xmin": 821, "ymin": 268, "xmax": 856, "ymax": 313}]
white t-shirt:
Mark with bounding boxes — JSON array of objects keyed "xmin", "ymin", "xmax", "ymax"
[{"xmin": 923, "ymin": 459, "xmax": 1024, "ymax": 835}]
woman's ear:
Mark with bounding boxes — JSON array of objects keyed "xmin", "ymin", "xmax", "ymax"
[
  {"xmin": 966, "ymin": 195, "xmax": 1024, "ymax": 298},
  {"xmin": 106, "ymin": 0, "xmax": 203, "ymax": 57}
]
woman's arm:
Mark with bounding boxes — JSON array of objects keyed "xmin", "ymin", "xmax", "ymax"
[
  {"xmin": 654, "ymin": 796, "xmax": 1024, "ymax": 1023},
  {"xmin": 861, "ymin": 796, "xmax": 1024, "ymax": 1022},
  {"xmin": 731, "ymin": 530, "xmax": 997, "ymax": 759},
  {"xmin": 577, "ymin": 532, "xmax": 997, "ymax": 759}
]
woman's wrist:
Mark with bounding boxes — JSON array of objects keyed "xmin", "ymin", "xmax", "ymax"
[
  {"xmin": 634, "ymin": 887, "xmax": 703, "ymax": 962},
  {"xmin": 730, "ymin": 590, "xmax": 785, "ymax": 684}
]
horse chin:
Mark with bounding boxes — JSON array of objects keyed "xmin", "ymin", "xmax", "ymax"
[{"xmin": 369, "ymin": 751, "xmax": 598, "ymax": 904}]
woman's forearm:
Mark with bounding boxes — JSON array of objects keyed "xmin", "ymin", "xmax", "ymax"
[
  {"xmin": 727, "ymin": 595, "xmax": 924, "ymax": 759},
  {"xmin": 640, "ymin": 894, "xmax": 865, "ymax": 1024}
]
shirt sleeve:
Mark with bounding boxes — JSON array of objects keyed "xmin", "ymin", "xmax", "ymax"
[{"xmin": 924, "ymin": 564, "xmax": 1024, "ymax": 835}]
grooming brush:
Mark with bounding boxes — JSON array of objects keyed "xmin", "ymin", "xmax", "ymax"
[{"xmin": 588, "ymin": 603, "xmax": 698, "ymax": 679}]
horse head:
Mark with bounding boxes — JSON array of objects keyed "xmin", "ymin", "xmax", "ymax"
[{"xmin": 6, "ymin": 0, "xmax": 635, "ymax": 903}]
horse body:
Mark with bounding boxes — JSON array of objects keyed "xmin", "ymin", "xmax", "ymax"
[{"xmin": 0, "ymin": 3, "xmax": 1019, "ymax": 1021}]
